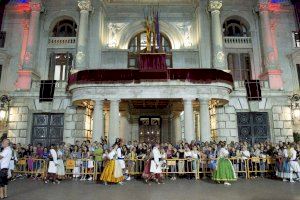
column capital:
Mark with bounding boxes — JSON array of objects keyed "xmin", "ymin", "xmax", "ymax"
[
  {"xmin": 78, "ymin": 0, "xmax": 92, "ymax": 11},
  {"xmin": 199, "ymin": 98, "xmax": 210, "ymax": 104},
  {"xmin": 208, "ymin": 0, "xmax": 222, "ymax": 12},
  {"xmin": 258, "ymin": 2, "xmax": 269, "ymax": 12},
  {"xmin": 109, "ymin": 98, "xmax": 120, "ymax": 103},
  {"xmin": 30, "ymin": 1, "xmax": 42, "ymax": 12},
  {"xmin": 183, "ymin": 98, "xmax": 194, "ymax": 104},
  {"xmin": 93, "ymin": 99, "xmax": 104, "ymax": 105}
]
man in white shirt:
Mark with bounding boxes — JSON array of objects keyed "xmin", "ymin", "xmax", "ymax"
[{"xmin": 0, "ymin": 139, "xmax": 12, "ymax": 199}]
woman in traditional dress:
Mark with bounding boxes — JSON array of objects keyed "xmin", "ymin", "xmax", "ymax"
[
  {"xmin": 100, "ymin": 143, "xmax": 124, "ymax": 185},
  {"xmin": 56, "ymin": 145, "xmax": 65, "ymax": 180},
  {"xmin": 212, "ymin": 143, "xmax": 237, "ymax": 186},
  {"xmin": 142, "ymin": 149, "xmax": 153, "ymax": 184}
]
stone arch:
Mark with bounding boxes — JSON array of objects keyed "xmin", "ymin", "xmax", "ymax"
[
  {"xmin": 43, "ymin": 11, "xmax": 79, "ymax": 36},
  {"xmin": 118, "ymin": 20, "xmax": 184, "ymax": 49},
  {"xmin": 221, "ymin": 13, "xmax": 253, "ymax": 34}
]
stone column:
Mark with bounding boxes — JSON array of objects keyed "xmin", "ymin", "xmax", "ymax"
[
  {"xmin": 16, "ymin": 0, "xmax": 42, "ymax": 90},
  {"xmin": 208, "ymin": 0, "xmax": 227, "ymax": 71},
  {"xmin": 109, "ymin": 99, "xmax": 120, "ymax": 145},
  {"xmin": 161, "ymin": 115, "xmax": 169, "ymax": 143},
  {"xmin": 119, "ymin": 111, "xmax": 130, "ymax": 143},
  {"xmin": 75, "ymin": 0, "xmax": 92, "ymax": 72},
  {"xmin": 199, "ymin": 99, "xmax": 211, "ymax": 142},
  {"xmin": 92, "ymin": 100, "xmax": 104, "ymax": 142},
  {"xmin": 184, "ymin": 99, "xmax": 195, "ymax": 143},
  {"xmin": 172, "ymin": 112, "xmax": 182, "ymax": 144},
  {"xmin": 258, "ymin": 0, "xmax": 283, "ymax": 89}
]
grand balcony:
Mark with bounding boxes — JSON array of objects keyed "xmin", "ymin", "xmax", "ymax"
[
  {"xmin": 68, "ymin": 68, "xmax": 233, "ymax": 86},
  {"xmin": 224, "ymin": 36, "xmax": 252, "ymax": 49}
]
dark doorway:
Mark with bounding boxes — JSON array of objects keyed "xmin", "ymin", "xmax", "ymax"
[{"xmin": 32, "ymin": 113, "xmax": 64, "ymax": 147}]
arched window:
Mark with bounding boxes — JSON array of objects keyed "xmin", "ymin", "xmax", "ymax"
[
  {"xmin": 128, "ymin": 32, "xmax": 172, "ymax": 53},
  {"xmin": 128, "ymin": 31, "xmax": 172, "ymax": 68},
  {"xmin": 52, "ymin": 19, "xmax": 77, "ymax": 37},
  {"xmin": 223, "ymin": 19, "xmax": 249, "ymax": 37}
]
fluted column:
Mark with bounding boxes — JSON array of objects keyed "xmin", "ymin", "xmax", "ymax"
[
  {"xmin": 109, "ymin": 99, "xmax": 120, "ymax": 145},
  {"xmin": 208, "ymin": 0, "xmax": 227, "ymax": 71},
  {"xmin": 75, "ymin": 0, "xmax": 92, "ymax": 71},
  {"xmin": 258, "ymin": 0, "xmax": 283, "ymax": 89},
  {"xmin": 184, "ymin": 99, "xmax": 195, "ymax": 143},
  {"xmin": 92, "ymin": 100, "xmax": 104, "ymax": 142},
  {"xmin": 16, "ymin": 0, "xmax": 42, "ymax": 90},
  {"xmin": 199, "ymin": 99, "xmax": 211, "ymax": 142}
]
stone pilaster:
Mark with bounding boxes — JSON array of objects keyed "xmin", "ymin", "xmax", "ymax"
[
  {"xmin": 258, "ymin": 0, "xmax": 283, "ymax": 90},
  {"xmin": 16, "ymin": 0, "xmax": 42, "ymax": 90}
]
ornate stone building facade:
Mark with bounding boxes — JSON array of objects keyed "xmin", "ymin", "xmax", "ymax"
[{"xmin": 0, "ymin": 0, "xmax": 299, "ymax": 146}]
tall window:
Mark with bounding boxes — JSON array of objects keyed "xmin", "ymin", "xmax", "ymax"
[
  {"xmin": 48, "ymin": 53, "xmax": 73, "ymax": 81},
  {"xmin": 52, "ymin": 19, "xmax": 77, "ymax": 37},
  {"xmin": 0, "ymin": 65, "xmax": 2, "ymax": 83},
  {"xmin": 228, "ymin": 53, "xmax": 251, "ymax": 81},
  {"xmin": 223, "ymin": 19, "xmax": 249, "ymax": 37},
  {"xmin": 297, "ymin": 64, "xmax": 300, "ymax": 87},
  {"xmin": 128, "ymin": 32, "xmax": 172, "ymax": 68}
]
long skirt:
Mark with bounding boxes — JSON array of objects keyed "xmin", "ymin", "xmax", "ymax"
[
  {"xmin": 142, "ymin": 160, "xmax": 153, "ymax": 180},
  {"xmin": 48, "ymin": 161, "xmax": 58, "ymax": 174},
  {"xmin": 212, "ymin": 158, "xmax": 237, "ymax": 182},
  {"xmin": 100, "ymin": 160, "xmax": 124, "ymax": 183},
  {"xmin": 57, "ymin": 159, "xmax": 65, "ymax": 176}
]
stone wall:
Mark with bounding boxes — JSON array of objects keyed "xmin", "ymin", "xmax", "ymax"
[
  {"xmin": 8, "ymin": 105, "xmax": 29, "ymax": 144},
  {"xmin": 272, "ymin": 106, "xmax": 294, "ymax": 143},
  {"xmin": 216, "ymin": 105, "xmax": 238, "ymax": 142}
]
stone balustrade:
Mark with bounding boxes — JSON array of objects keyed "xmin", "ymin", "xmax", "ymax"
[
  {"xmin": 224, "ymin": 36, "xmax": 252, "ymax": 49},
  {"xmin": 48, "ymin": 37, "xmax": 77, "ymax": 48}
]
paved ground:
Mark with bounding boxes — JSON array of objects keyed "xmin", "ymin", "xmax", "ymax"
[{"xmin": 7, "ymin": 178, "xmax": 300, "ymax": 200}]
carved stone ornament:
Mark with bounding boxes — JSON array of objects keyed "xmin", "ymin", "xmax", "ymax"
[
  {"xmin": 217, "ymin": 51, "xmax": 225, "ymax": 62},
  {"xmin": 78, "ymin": 0, "xmax": 92, "ymax": 11},
  {"xmin": 76, "ymin": 51, "xmax": 85, "ymax": 64},
  {"xmin": 24, "ymin": 51, "xmax": 32, "ymax": 64},
  {"xmin": 208, "ymin": 0, "xmax": 222, "ymax": 11}
]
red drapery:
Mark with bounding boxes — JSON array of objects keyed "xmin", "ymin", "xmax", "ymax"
[{"xmin": 138, "ymin": 53, "xmax": 167, "ymax": 72}]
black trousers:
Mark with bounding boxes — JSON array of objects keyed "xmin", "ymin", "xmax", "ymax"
[{"xmin": 0, "ymin": 169, "xmax": 8, "ymax": 187}]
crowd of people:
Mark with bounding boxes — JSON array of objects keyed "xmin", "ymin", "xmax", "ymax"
[{"xmin": 4, "ymin": 136, "xmax": 300, "ymax": 187}]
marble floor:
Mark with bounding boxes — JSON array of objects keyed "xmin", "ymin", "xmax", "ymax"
[{"xmin": 7, "ymin": 178, "xmax": 300, "ymax": 200}]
